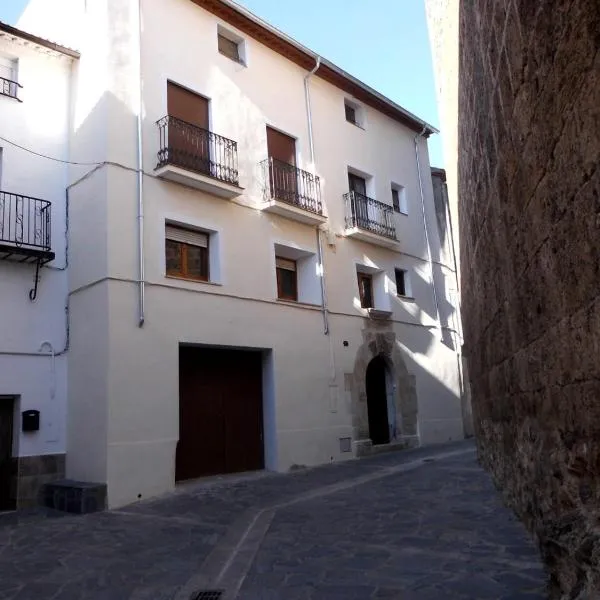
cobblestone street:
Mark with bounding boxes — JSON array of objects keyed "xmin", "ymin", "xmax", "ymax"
[{"xmin": 0, "ymin": 441, "xmax": 547, "ymax": 599}]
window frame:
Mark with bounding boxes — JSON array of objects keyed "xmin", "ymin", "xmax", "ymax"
[
  {"xmin": 216, "ymin": 26, "xmax": 247, "ymax": 65},
  {"xmin": 357, "ymin": 271, "xmax": 374, "ymax": 309},
  {"xmin": 165, "ymin": 228, "xmax": 210, "ymax": 282},
  {"xmin": 344, "ymin": 99, "xmax": 365, "ymax": 128},
  {"xmin": 275, "ymin": 256, "xmax": 298, "ymax": 301}
]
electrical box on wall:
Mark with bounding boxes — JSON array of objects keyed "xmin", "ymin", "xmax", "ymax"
[{"xmin": 22, "ymin": 410, "xmax": 40, "ymax": 432}]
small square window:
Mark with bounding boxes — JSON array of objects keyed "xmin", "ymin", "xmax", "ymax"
[
  {"xmin": 395, "ymin": 268, "xmax": 411, "ymax": 297},
  {"xmin": 344, "ymin": 100, "xmax": 364, "ymax": 127},
  {"xmin": 165, "ymin": 225, "xmax": 209, "ymax": 282},
  {"xmin": 276, "ymin": 257, "xmax": 297, "ymax": 301}
]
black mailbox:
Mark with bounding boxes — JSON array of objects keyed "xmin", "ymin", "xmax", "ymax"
[{"xmin": 22, "ymin": 410, "xmax": 40, "ymax": 432}]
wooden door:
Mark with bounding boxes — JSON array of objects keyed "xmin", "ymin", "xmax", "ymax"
[
  {"xmin": 266, "ymin": 127, "xmax": 297, "ymax": 202},
  {"xmin": 0, "ymin": 398, "xmax": 15, "ymax": 511},
  {"xmin": 348, "ymin": 173, "xmax": 369, "ymax": 228},
  {"xmin": 176, "ymin": 347, "xmax": 264, "ymax": 482},
  {"xmin": 167, "ymin": 82, "xmax": 210, "ymax": 175}
]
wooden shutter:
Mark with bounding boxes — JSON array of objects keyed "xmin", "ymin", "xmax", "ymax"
[
  {"xmin": 218, "ymin": 34, "xmax": 240, "ymax": 62},
  {"xmin": 266, "ymin": 127, "xmax": 296, "ymax": 166},
  {"xmin": 166, "ymin": 225, "xmax": 208, "ymax": 248},
  {"xmin": 167, "ymin": 82, "xmax": 209, "ymax": 130},
  {"xmin": 275, "ymin": 257, "xmax": 296, "ymax": 271}
]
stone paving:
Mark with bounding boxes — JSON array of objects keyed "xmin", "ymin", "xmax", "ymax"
[{"xmin": 0, "ymin": 441, "xmax": 548, "ymax": 599}]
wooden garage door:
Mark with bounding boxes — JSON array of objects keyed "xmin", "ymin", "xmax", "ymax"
[{"xmin": 176, "ymin": 346, "xmax": 264, "ymax": 482}]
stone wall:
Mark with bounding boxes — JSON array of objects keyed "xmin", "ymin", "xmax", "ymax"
[
  {"xmin": 458, "ymin": 1, "xmax": 600, "ymax": 597},
  {"xmin": 14, "ymin": 454, "xmax": 66, "ymax": 509}
]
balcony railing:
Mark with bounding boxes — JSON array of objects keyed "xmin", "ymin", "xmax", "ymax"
[
  {"xmin": 0, "ymin": 191, "xmax": 52, "ymax": 254},
  {"xmin": 156, "ymin": 115, "xmax": 239, "ymax": 186},
  {"xmin": 344, "ymin": 191, "xmax": 396, "ymax": 240},
  {"xmin": 261, "ymin": 158, "xmax": 322, "ymax": 215},
  {"xmin": 1, "ymin": 77, "xmax": 21, "ymax": 101}
]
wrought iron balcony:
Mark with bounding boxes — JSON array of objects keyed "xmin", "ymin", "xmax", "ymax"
[
  {"xmin": 0, "ymin": 77, "xmax": 21, "ymax": 101},
  {"xmin": 261, "ymin": 158, "xmax": 322, "ymax": 215},
  {"xmin": 0, "ymin": 191, "xmax": 54, "ymax": 263},
  {"xmin": 156, "ymin": 115, "xmax": 240, "ymax": 196},
  {"xmin": 260, "ymin": 158, "xmax": 325, "ymax": 225},
  {"xmin": 344, "ymin": 191, "xmax": 398, "ymax": 245}
]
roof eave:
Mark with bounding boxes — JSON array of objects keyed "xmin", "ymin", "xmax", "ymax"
[{"xmin": 0, "ymin": 21, "xmax": 80, "ymax": 59}]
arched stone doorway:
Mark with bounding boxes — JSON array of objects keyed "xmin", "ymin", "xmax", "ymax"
[{"xmin": 348, "ymin": 328, "xmax": 419, "ymax": 455}]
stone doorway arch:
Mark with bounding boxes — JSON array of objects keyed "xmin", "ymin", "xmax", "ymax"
[{"xmin": 348, "ymin": 329, "xmax": 419, "ymax": 456}]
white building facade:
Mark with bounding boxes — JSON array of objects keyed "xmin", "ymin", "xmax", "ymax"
[
  {"xmin": 4, "ymin": 0, "xmax": 465, "ymax": 509},
  {"xmin": 0, "ymin": 23, "xmax": 78, "ymax": 509}
]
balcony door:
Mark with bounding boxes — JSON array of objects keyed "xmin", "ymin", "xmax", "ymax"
[
  {"xmin": 348, "ymin": 173, "xmax": 369, "ymax": 228},
  {"xmin": 266, "ymin": 127, "xmax": 298, "ymax": 204},
  {"xmin": 167, "ymin": 82, "xmax": 210, "ymax": 175}
]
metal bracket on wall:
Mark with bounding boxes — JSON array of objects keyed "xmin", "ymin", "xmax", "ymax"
[{"xmin": 29, "ymin": 258, "xmax": 42, "ymax": 301}]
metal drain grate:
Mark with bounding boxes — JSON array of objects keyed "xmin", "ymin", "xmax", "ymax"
[{"xmin": 190, "ymin": 591, "xmax": 224, "ymax": 600}]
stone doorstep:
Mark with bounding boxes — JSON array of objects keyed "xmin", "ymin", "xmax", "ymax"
[
  {"xmin": 353, "ymin": 437, "xmax": 420, "ymax": 458},
  {"xmin": 42, "ymin": 480, "xmax": 107, "ymax": 514}
]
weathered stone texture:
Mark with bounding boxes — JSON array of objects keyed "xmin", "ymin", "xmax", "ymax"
[{"xmin": 458, "ymin": 1, "xmax": 600, "ymax": 598}]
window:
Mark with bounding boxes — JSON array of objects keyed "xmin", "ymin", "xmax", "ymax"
[
  {"xmin": 344, "ymin": 99, "xmax": 364, "ymax": 127},
  {"xmin": 392, "ymin": 189, "xmax": 400, "ymax": 212},
  {"xmin": 395, "ymin": 268, "xmax": 412, "ymax": 297},
  {"xmin": 391, "ymin": 184, "xmax": 407, "ymax": 214},
  {"xmin": 357, "ymin": 272, "xmax": 373, "ymax": 308},
  {"xmin": 165, "ymin": 225, "xmax": 209, "ymax": 281},
  {"xmin": 276, "ymin": 257, "xmax": 297, "ymax": 301},
  {"xmin": 0, "ymin": 56, "xmax": 19, "ymax": 100},
  {"xmin": 218, "ymin": 34, "xmax": 240, "ymax": 62},
  {"xmin": 348, "ymin": 172, "xmax": 367, "ymax": 196},
  {"xmin": 345, "ymin": 103, "xmax": 357, "ymax": 124}
]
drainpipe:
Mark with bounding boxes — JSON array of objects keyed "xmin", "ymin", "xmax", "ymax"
[
  {"xmin": 304, "ymin": 55, "xmax": 329, "ymax": 336},
  {"xmin": 136, "ymin": 0, "xmax": 145, "ymax": 327},
  {"xmin": 414, "ymin": 125, "xmax": 442, "ymax": 338}
]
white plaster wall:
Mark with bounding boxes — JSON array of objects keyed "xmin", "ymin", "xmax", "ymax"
[{"xmin": 0, "ymin": 37, "xmax": 73, "ymax": 460}]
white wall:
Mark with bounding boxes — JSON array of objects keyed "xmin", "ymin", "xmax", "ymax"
[{"xmin": 0, "ymin": 36, "xmax": 74, "ymax": 459}]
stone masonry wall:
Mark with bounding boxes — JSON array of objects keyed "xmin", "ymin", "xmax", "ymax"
[{"xmin": 458, "ymin": 1, "xmax": 600, "ymax": 598}]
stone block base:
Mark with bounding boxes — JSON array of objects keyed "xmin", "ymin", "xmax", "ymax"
[
  {"xmin": 11, "ymin": 454, "xmax": 66, "ymax": 509},
  {"xmin": 43, "ymin": 480, "xmax": 107, "ymax": 514}
]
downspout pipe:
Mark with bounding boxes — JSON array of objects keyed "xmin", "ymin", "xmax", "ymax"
[
  {"xmin": 304, "ymin": 55, "xmax": 329, "ymax": 336},
  {"xmin": 414, "ymin": 124, "xmax": 442, "ymax": 338},
  {"xmin": 136, "ymin": 0, "xmax": 145, "ymax": 327}
]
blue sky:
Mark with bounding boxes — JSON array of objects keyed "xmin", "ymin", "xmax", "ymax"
[{"xmin": 1, "ymin": 0, "xmax": 443, "ymax": 166}]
